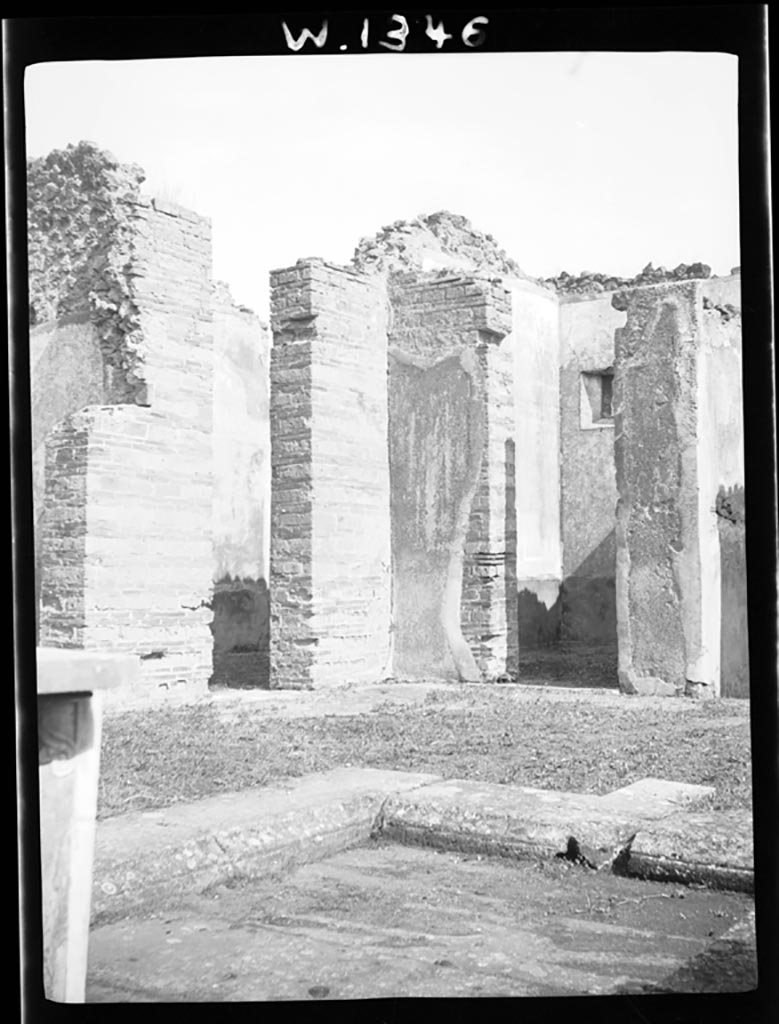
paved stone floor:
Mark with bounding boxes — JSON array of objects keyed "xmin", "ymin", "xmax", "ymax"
[{"xmin": 87, "ymin": 839, "xmax": 756, "ymax": 1002}]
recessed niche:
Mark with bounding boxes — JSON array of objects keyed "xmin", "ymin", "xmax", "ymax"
[{"xmin": 580, "ymin": 368, "xmax": 614, "ymax": 429}]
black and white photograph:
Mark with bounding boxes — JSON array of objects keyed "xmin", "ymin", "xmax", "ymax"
[{"xmin": 8, "ymin": 8, "xmax": 776, "ymax": 1019}]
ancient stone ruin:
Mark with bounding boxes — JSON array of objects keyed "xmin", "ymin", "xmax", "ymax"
[
  {"xmin": 29, "ymin": 142, "xmax": 269, "ymax": 698},
  {"xmin": 28, "ymin": 143, "xmax": 748, "ymax": 702}
]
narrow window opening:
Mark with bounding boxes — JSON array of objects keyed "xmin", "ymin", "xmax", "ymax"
[
  {"xmin": 600, "ymin": 371, "xmax": 614, "ymax": 419},
  {"xmin": 580, "ymin": 368, "xmax": 615, "ymax": 429}
]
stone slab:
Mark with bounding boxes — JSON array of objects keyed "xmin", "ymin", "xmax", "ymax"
[
  {"xmin": 626, "ymin": 809, "xmax": 754, "ymax": 892},
  {"xmin": 381, "ymin": 777, "xmax": 722, "ymax": 870},
  {"xmin": 382, "ymin": 781, "xmax": 645, "ymax": 866},
  {"xmin": 37, "ymin": 647, "xmax": 139, "ymax": 695},
  {"xmin": 599, "ymin": 778, "xmax": 716, "ymax": 819},
  {"xmin": 92, "ymin": 768, "xmax": 441, "ymax": 921}
]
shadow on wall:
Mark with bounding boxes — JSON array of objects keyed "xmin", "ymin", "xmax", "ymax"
[
  {"xmin": 559, "ymin": 530, "xmax": 617, "ymax": 643},
  {"xmin": 716, "ymin": 485, "xmax": 749, "ymax": 699},
  {"xmin": 516, "ymin": 589, "xmax": 618, "ymax": 688},
  {"xmin": 517, "ymin": 533, "xmax": 619, "ymax": 691},
  {"xmin": 518, "ymin": 531, "xmax": 617, "ymax": 651},
  {"xmin": 518, "ymin": 588, "xmax": 562, "ymax": 649},
  {"xmin": 232, "ymin": 464, "xmax": 616, "ymax": 690},
  {"xmin": 210, "ymin": 577, "xmax": 270, "ymax": 689}
]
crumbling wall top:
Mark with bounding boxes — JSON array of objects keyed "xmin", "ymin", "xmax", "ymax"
[
  {"xmin": 548, "ymin": 261, "xmax": 713, "ymax": 300},
  {"xmin": 27, "ymin": 141, "xmax": 149, "ymax": 403},
  {"xmin": 352, "ymin": 210, "xmax": 535, "ymax": 283},
  {"xmin": 27, "ymin": 141, "xmax": 145, "ymax": 325},
  {"xmin": 212, "ymin": 279, "xmax": 266, "ymax": 327},
  {"xmin": 351, "ymin": 211, "xmax": 719, "ymax": 305}
]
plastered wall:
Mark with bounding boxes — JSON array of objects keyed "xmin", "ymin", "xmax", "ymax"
[{"xmin": 558, "ymin": 294, "xmax": 626, "ymax": 643}]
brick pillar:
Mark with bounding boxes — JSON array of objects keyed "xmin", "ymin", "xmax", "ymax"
[
  {"xmin": 269, "ymin": 260, "xmax": 391, "ymax": 689},
  {"xmin": 28, "ymin": 147, "xmax": 216, "ymax": 701},
  {"xmin": 39, "ymin": 406, "xmax": 213, "ymax": 698},
  {"xmin": 613, "ymin": 277, "xmax": 744, "ymax": 698},
  {"xmin": 387, "ymin": 272, "xmax": 515, "ymax": 681},
  {"xmin": 462, "ymin": 338, "xmax": 519, "ymax": 678}
]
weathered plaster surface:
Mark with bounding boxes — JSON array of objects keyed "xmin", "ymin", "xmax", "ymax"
[
  {"xmin": 558, "ymin": 295, "xmax": 625, "ymax": 642},
  {"xmin": 614, "ymin": 280, "xmax": 725, "ymax": 696},
  {"xmin": 387, "ymin": 272, "xmax": 515, "ymax": 681},
  {"xmin": 212, "ymin": 285, "xmax": 270, "ymax": 584},
  {"xmin": 209, "ymin": 282, "xmax": 271, "ymax": 687},
  {"xmin": 389, "ymin": 351, "xmax": 485, "ymax": 680},
  {"xmin": 350, "ymin": 213, "xmax": 563, "ymax": 662},
  {"xmin": 612, "ymin": 274, "xmax": 745, "ymax": 699},
  {"xmin": 716, "ymin": 485, "xmax": 748, "ymax": 697},
  {"xmin": 509, "ymin": 280, "xmax": 563, "ymax": 647},
  {"xmin": 698, "ymin": 275, "xmax": 746, "ymax": 697}
]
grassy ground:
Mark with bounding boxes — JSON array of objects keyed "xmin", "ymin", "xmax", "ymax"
[{"xmin": 98, "ymin": 683, "xmax": 752, "ymax": 820}]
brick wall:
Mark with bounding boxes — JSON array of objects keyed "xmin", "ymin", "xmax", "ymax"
[
  {"xmin": 30, "ymin": 318, "xmax": 107, "ymax": 629},
  {"xmin": 132, "ymin": 196, "xmax": 213, "ymax": 427},
  {"xmin": 39, "ymin": 406, "xmax": 213, "ymax": 697},
  {"xmin": 388, "ymin": 272, "xmax": 511, "ymax": 354},
  {"xmin": 38, "ymin": 415, "xmax": 90, "ymax": 647},
  {"xmin": 269, "ymin": 260, "xmax": 391, "ymax": 689},
  {"xmin": 31, "ymin": 147, "xmax": 217, "ymax": 700}
]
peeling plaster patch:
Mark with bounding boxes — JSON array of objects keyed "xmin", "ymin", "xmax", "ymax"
[
  {"xmin": 613, "ymin": 284, "xmax": 701, "ymax": 694},
  {"xmin": 702, "ymin": 296, "xmax": 740, "ymax": 323},
  {"xmin": 715, "ymin": 486, "xmax": 745, "ymax": 525}
]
